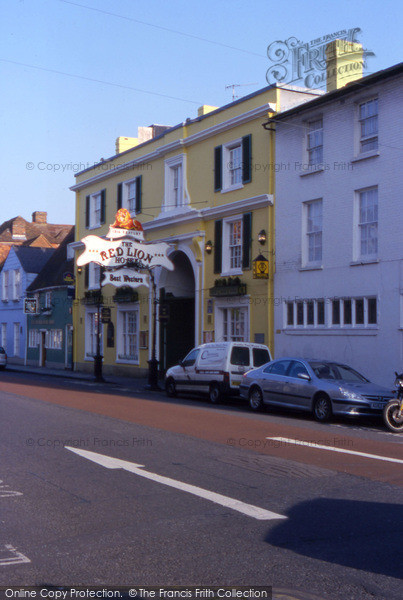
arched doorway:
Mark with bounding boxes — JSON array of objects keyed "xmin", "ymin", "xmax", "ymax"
[{"xmin": 158, "ymin": 250, "xmax": 196, "ymax": 371}]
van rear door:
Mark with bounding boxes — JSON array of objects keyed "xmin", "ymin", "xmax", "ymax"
[{"xmin": 229, "ymin": 346, "xmax": 251, "ymax": 389}]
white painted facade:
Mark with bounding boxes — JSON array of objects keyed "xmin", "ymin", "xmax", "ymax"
[{"xmin": 273, "ymin": 65, "xmax": 403, "ymax": 387}]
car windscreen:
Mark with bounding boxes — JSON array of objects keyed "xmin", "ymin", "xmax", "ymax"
[
  {"xmin": 253, "ymin": 348, "xmax": 270, "ymax": 367},
  {"xmin": 230, "ymin": 346, "xmax": 250, "ymax": 366},
  {"xmin": 310, "ymin": 362, "xmax": 368, "ymax": 382}
]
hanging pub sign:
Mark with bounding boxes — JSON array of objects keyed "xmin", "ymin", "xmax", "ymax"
[
  {"xmin": 102, "ymin": 268, "xmax": 149, "ymax": 288},
  {"xmin": 253, "ymin": 254, "xmax": 269, "ymax": 279},
  {"xmin": 77, "ymin": 236, "xmax": 174, "ymax": 271},
  {"xmin": 24, "ymin": 297, "xmax": 38, "ymax": 314}
]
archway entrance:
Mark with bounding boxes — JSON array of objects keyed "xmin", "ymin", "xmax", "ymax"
[{"xmin": 158, "ymin": 251, "xmax": 195, "ymax": 372}]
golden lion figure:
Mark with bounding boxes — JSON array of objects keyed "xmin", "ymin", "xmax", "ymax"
[{"xmin": 112, "ymin": 208, "xmax": 143, "ymax": 231}]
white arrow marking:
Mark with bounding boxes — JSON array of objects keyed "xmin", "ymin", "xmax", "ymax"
[
  {"xmin": 65, "ymin": 446, "xmax": 286, "ymax": 521},
  {"xmin": 267, "ymin": 437, "xmax": 403, "ymax": 464},
  {"xmin": 0, "ymin": 545, "xmax": 31, "ymax": 566}
]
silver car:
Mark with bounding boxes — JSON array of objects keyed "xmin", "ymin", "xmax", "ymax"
[{"xmin": 239, "ymin": 358, "xmax": 395, "ymax": 422}]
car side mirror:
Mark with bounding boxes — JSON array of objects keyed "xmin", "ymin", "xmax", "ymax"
[{"xmin": 298, "ymin": 372, "xmax": 311, "ymax": 381}]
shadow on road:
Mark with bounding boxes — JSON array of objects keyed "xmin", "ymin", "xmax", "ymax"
[{"xmin": 266, "ymin": 498, "xmax": 402, "ymax": 579}]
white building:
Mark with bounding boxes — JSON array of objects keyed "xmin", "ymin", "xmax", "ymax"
[{"xmin": 272, "ymin": 63, "xmax": 403, "ymax": 386}]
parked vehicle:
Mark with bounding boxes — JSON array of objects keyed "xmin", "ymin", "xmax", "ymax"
[
  {"xmin": 0, "ymin": 346, "xmax": 7, "ymax": 369},
  {"xmin": 383, "ymin": 372, "xmax": 403, "ymax": 433},
  {"xmin": 165, "ymin": 342, "xmax": 272, "ymax": 403},
  {"xmin": 240, "ymin": 357, "xmax": 395, "ymax": 422}
]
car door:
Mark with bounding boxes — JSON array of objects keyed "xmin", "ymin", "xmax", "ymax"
[
  {"xmin": 260, "ymin": 359, "xmax": 293, "ymax": 406},
  {"xmin": 176, "ymin": 348, "xmax": 200, "ymax": 392},
  {"xmin": 283, "ymin": 360, "xmax": 316, "ymax": 410}
]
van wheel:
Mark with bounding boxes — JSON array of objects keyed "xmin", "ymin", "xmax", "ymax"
[
  {"xmin": 209, "ymin": 383, "xmax": 221, "ymax": 404},
  {"xmin": 249, "ymin": 387, "xmax": 264, "ymax": 411},
  {"xmin": 165, "ymin": 378, "xmax": 177, "ymax": 398}
]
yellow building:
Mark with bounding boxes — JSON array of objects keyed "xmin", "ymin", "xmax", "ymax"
[{"xmin": 71, "ymin": 85, "xmax": 321, "ymax": 377}]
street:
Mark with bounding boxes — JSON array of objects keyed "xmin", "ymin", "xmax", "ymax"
[{"xmin": 0, "ymin": 370, "xmax": 402, "ymax": 600}]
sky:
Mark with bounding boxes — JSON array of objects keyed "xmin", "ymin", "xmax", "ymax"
[{"xmin": 0, "ymin": 0, "xmax": 402, "ymax": 226}]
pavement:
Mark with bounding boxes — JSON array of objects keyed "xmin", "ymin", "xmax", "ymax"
[{"xmin": 4, "ymin": 362, "xmax": 154, "ymax": 392}]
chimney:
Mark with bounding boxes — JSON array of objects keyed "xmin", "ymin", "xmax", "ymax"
[
  {"xmin": 198, "ymin": 105, "xmax": 218, "ymax": 117},
  {"xmin": 326, "ymin": 40, "xmax": 364, "ymax": 92},
  {"xmin": 32, "ymin": 211, "xmax": 47, "ymax": 224},
  {"xmin": 12, "ymin": 217, "xmax": 26, "ymax": 240}
]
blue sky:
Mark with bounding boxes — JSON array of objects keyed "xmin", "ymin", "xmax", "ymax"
[{"xmin": 0, "ymin": 0, "xmax": 401, "ymax": 226}]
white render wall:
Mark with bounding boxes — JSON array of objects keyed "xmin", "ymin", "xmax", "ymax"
[{"xmin": 274, "ymin": 71, "xmax": 403, "ymax": 387}]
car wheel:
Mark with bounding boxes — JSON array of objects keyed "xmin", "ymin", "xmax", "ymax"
[
  {"xmin": 209, "ymin": 383, "xmax": 221, "ymax": 404},
  {"xmin": 313, "ymin": 394, "xmax": 332, "ymax": 423},
  {"xmin": 165, "ymin": 378, "xmax": 177, "ymax": 398},
  {"xmin": 249, "ymin": 387, "xmax": 264, "ymax": 412}
]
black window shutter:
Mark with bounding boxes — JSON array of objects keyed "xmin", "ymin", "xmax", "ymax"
[
  {"xmin": 117, "ymin": 183, "xmax": 122, "ymax": 210},
  {"xmin": 214, "ymin": 219, "xmax": 222, "ymax": 274},
  {"xmin": 100, "ymin": 189, "xmax": 106, "ymax": 224},
  {"xmin": 136, "ymin": 176, "xmax": 142, "ymax": 214},
  {"xmin": 85, "ymin": 195, "xmax": 90, "ymax": 228},
  {"xmin": 242, "ymin": 134, "xmax": 252, "ymax": 184},
  {"xmin": 84, "ymin": 264, "xmax": 89, "ymax": 288},
  {"xmin": 242, "ymin": 212, "xmax": 252, "ymax": 269},
  {"xmin": 214, "ymin": 146, "xmax": 222, "ymax": 191}
]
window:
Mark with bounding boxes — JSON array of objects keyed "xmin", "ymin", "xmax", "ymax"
[
  {"xmin": 307, "ymin": 119, "xmax": 323, "ymax": 166},
  {"xmin": 2, "ymin": 271, "xmax": 9, "ymax": 301},
  {"xmin": 214, "ymin": 213, "xmax": 251, "ymax": 275},
  {"xmin": 182, "ymin": 348, "xmax": 200, "ymax": 367},
  {"xmin": 230, "ymin": 346, "xmax": 250, "ymax": 366},
  {"xmin": 44, "ymin": 291, "xmax": 52, "ymax": 309},
  {"xmin": 359, "ymin": 98, "xmax": 378, "ymax": 153},
  {"xmin": 264, "ymin": 360, "xmax": 292, "ymax": 375},
  {"xmin": 304, "ymin": 200, "xmax": 322, "ymax": 264},
  {"xmin": 358, "ymin": 188, "xmax": 378, "ymax": 259},
  {"xmin": 1, "ymin": 323, "xmax": 6, "ymax": 350},
  {"xmin": 29, "ymin": 329, "xmax": 40, "ymax": 348},
  {"xmin": 85, "ymin": 309, "xmax": 103, "ymax": 358},
  {"xmin": 214, "ymin": 135, "xmax": 252, "ymax": 192},
  {"xmin": 164, "ymin": 155, "xmax": 185, "ymax": 211},
  {"xmin": 46, "ymin": 329, "xmax": 63, "ymax": 350},
  {"xmin": 284, "ymin": 299, "xmax": 326, "ymax": 328},
  {"xmin": 117, "ymin": 308, "xmax": 139, "ymax": 362},
  {"xmin": 288, "ymin": 361, "xmax": 310, "ymax": 379},
  {"xmin": 89, "ymin": 263, "xmax": 101, "ymax": 289},
  {"xmin": 13, "ymin": 323, "xmax": 20, "ymax": 357},
  {"xmin": 332, "ymin": 299, "xmax": 341, "ymax": 325},
  {"xmin": 118, "ymin": 177, "xmax": 142, "ymax": 215},
  {"xmin": 13, "ymin": 270, "xmax": 21, "ymax": 300},
  {"xmin": 85, "ymin": 190, "xmax": 105, "ymax": 229},
  {"xmin": 253, "ymin": 347, "xmax": 270, "ymax": 367},
  {"xmin": 215, "ymin": 302, "xmax": 249, "ymax": 343}
]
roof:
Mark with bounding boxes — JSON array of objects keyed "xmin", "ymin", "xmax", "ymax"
[
  {"xmin": 0, "ymin": 215, "xmax": 72, "ymax": 246},
  {"xmin": 27, "ymin": 229, "xmax": 75, "ymax": 291},
  {"xmin": 271, "ymin": 62, "xmax": 403, "ymax": 121},
  {"xmin": 13, "ymin": 246, "xmax": 55, "ymax": 274}
]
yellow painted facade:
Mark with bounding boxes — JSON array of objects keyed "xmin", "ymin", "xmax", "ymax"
[{"xmin": 71, "ymin": 84, "xmax": 317, "ymax": 376}]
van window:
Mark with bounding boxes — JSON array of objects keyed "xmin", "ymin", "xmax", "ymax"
[
  {"xmin": 253, "ymin": 348, "xmax": 270, "ymax": 367},
  {"xmin": 230, "ymin": 346, "xmax": 250, "ymax": 366},
  {"xmin": 181, "ymin": 349, "xmax": 200, "ymax": 367}
]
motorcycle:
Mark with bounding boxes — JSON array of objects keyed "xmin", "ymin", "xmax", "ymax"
[{"xmin": 383, "ymin": 372, "xmax": 403, "ymax": 433}]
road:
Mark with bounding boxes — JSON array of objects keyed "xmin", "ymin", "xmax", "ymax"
[{"xmin": 0, "ymin": 370, "xmax": 402, "ymax": 600}]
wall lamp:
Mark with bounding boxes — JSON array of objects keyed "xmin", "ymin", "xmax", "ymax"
[
  {"xmin": 205, "ymin": 240, "xmax": 213, "ymax": 254},
  {"xmin": 258, "ymin": 230, "xmax": 267, "ymax": 245},
  {"xmin": 77, "ymin": 266, "xmax": 83, "ymax": 274}
]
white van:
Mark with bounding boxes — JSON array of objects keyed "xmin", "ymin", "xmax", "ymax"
[{"xmin": 165, "ymin": 342, "xmax": 272, "ymax": 403}]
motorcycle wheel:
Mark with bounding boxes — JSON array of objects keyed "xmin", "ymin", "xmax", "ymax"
[{"xmin": 383, "ymin": 400, "xmax": 403, "ymax": 433}]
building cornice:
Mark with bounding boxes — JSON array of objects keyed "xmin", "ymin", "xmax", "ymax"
[{"xmin": 70, "ymin": 104, "xmax": 276, "ymax": 192}]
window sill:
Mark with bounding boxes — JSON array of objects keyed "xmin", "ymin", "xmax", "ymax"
[
  {"xmin": 116, "ymin": 357, "xmax": 140, "ymax": 365},
  {"xmin": 350, "ymin": 259, "xmax": 379, "ymax": 267},
  {"xmin": 351, "ymin": 150, "xmax": 379, "ymax": 164},
  {"xmin": 221, "ymin": 183, "xmax": 244, "ymax": 194},
  {"xmin": 87, "ymin": 223, "xmax": 102, "ymax": 231},
  {"xmin": 299, "ymin": 166, "xmax": 325, "ymax": 178},
  {"xmin": 220, "ymin": 270, "xmax": 243, "ymax": 277},
  {"xmin": 283, "ymin": 328, "xmax": 378, "ymax": 336},
  {"xmin": 299, "ymin": 265, "xmax": 323, "ymax": 272}
]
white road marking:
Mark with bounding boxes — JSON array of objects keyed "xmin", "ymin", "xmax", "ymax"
[
  {"xmin": 0, "ymin": 545, "xmax": 30, "ymax": 566},
  {"xmin": 65, "ymin": 446, "xmax": 286, "ymax": 521},
  {"xmin": 0, "ymin": 480, "xmax": 23, "ymax": 498},
  {"xmin": 267, "ymin": 437, "xmax": 403, "ymax": 464}
]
